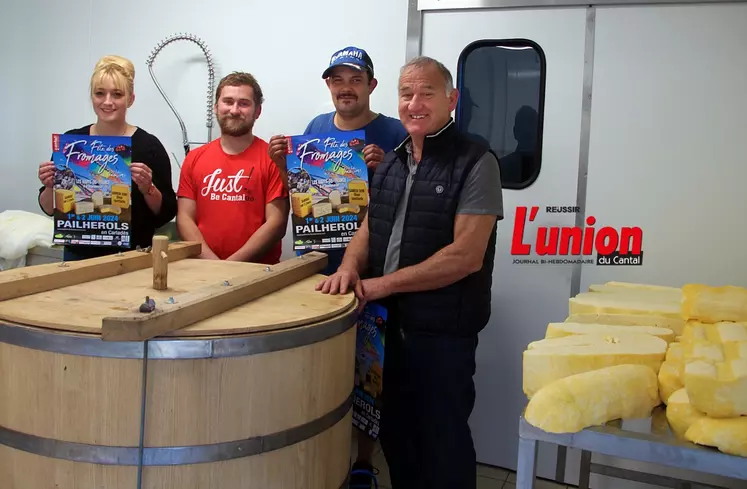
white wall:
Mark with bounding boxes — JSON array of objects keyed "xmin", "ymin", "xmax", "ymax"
[
  {"xmin": 0, "ymin": 2, "xmax": 34, "ymax": 215},
  {"xmin": 0, "ymin": 0, "xmax": 408, "ymax": 258}
]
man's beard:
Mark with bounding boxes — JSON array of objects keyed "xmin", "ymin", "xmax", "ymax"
[
  {"xmin": 334, "ymin": 94, "xmax": 365, "ymax": 118},
  {"xmin": 219, "ymin": 115, "xmax": 254, "ymax": 137}
]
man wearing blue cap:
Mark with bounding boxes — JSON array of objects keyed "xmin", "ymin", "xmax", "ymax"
[
  {"xmin": 269, "ymin": 46, "xmax": 406, "ymax": 275},
  {"xmin": 270, "ymin": 44, "xmax": 406, "ymax": 214},
  {"xmin": 269, "ymin": 47, "xmax": 406, "ymax": 488},
  {"xmin": 271, "ymin": 47, "xmax": 406, "ymax": 197}
]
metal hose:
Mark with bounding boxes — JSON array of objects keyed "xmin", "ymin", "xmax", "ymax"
[{"xmin": 146, "ymin": 33, "xmax": 215, "ymax": 164}]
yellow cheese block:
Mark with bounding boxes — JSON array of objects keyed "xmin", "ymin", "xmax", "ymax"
[
  {"xmin": 337, "ymin": 203, "xmax": 360, "ymax": 214},
  {"xmin": 682, "ymin": 284, "xmax": 747, "ymax": 323},
  {"xmin": 588, "ymin": 282, "xmax": 682, "ymax": 303},
  {"xmin": 567, "ymin": 313, "xmax": 685, "ymax": 335},
  {"xmin": 681, "ymin": 321, "xmax": 707, "ymax": 342},
  {"xmin": 665, "ymin": 388, "xmax": 707, "ymax": 439},
  {"xmin": 99, "ymin": 205, "xmax": 121, "ymax": 215},
  {"xmin": 682, "ymin": 321, "xmax": 747, "ymax": 344},
  {"xmin": 524, "ymin": 364, "xmax": 660, "ymax": 434},
  {"xmin": 523, "ymin": 333, "xmax": 668, "ymax": 398},
  {"xmin": 658, "ymin": 361, "xmax": 683, "ymax": 404},
  {"xmin": 54, "ymin": 188, "xmax": 74, "ymax": 213},
  {"xmin": 683, "ymin": 340, "xmax": 726, "ymax": 364},
  {"xmin": 666, "ymin": 342, "xmax": 683, "ymax": 363},
  {"xmin": 726, "ymin": 341, "xmax": 747, "ymax": 360},
  {"xmin": 291, "ymin": 193, "xmax": 312, "ymax": 218},
  {"xmin": 709, "ymin": 322, "xmax": 747, "ymax": 343},
  {"xmin": 683, "ymin": 359, "xmax": 747, "ymax": 418},
  {"xmin": 599, "ymin": 281, "xmax": 681, "ymax": 293},
  {"xmin": 680, "ymin": 322, "xmax": 746, "ymax": 375},
  {"xmin": 74, "ymin": 200, "xmax": 94, "ymax": 214},
  {"xmin": 545, "ymin": 322, "xmax": 675, "ymax": 343},
  {"xmin": 347, "ymin": 179, "xmax": 369, "ymax": 206},
  {"xmin": 658, "ymin": 343, "xmax": 684, "ymax": 404},
  {"xmin": 111, "ymin": 183, "xmax": 130, "ymax": 209},
  {"xmin": 569, "ymin": 293, "xmax": 683, "ymax": 326},
  {"xmin": 685, "ymin": 416, "xmax": 747, "ymax": 457},
  {"xmin": 312, "ymin": 202, "xmax": 333, "ymax": 218}
]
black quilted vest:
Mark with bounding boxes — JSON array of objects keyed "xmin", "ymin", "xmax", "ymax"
[{"xmin": 367, "ymin": 120, "xmax": 497, "ymax": 336}]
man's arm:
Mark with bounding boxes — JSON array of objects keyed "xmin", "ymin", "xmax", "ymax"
[
  {"xmin": 372, "ymin": 150, "xmax": 503, "ymax": 296},
  {"xmin": 226, "ymin": 198, "xmax": 289, "ymax": 262},
  {"xmin": 176, "ymin": 197, "xmax": 219, "ymax": 259},
  {"xmin": 339, "ymin": 214, "xmax": 370, "ymax": 275},
  {"xmin": 316, "ymin": 214, "xmax": 370, "ymax": 298},
  {"xmin": 379, "ymin": 214, "xmax": 496, "ymax": 294},
  {"xmin": 267, "ymin": 135, "xmax": 290, "ymax": 192}
]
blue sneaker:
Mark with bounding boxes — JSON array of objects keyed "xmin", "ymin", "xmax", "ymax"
[{"xmin": 349, "ymin": 460, "xmax": 379, "ymax": 489}]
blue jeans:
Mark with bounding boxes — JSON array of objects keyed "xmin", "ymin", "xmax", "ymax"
[
  {"xmin": 297, "ymin": 248, "xmax": 345, "ymax": 276},
  {"xmin": 379, "ymin": 321, "xmax": 479, "ymax": 489}
]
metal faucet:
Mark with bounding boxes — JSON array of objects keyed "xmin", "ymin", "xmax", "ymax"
[{"xmin": 146, "ymin": 32, "xmax": 216, "ymax": 166}]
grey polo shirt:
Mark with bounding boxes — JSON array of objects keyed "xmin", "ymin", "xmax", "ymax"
[{"xmin": 382, "ymin": 143, "xmax": 504, "ymax": 275}]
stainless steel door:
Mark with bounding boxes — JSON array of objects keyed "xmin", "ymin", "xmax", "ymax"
[{"xmin": 419, "ymin": 5, "xmax": 589, "ymax": 479}]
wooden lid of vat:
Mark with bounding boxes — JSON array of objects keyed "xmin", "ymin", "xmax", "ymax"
[{"xmin": 0, "ymin": 254, "xmax": 356, "ymax": 338}]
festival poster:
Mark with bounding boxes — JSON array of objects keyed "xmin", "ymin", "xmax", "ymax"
[
  {"xmin": 352, "ymin": 302, "xmax": 387, "ymax": 440},
  {"xmin": 51, "ymin": 133, "xmax": 132, "ymax": 248},
  {"xmin": 285, "ymin": 131, "xmax": 368, "ymax": 251}
]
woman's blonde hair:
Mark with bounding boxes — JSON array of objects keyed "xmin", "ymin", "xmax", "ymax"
[{"xmin": 90, "ymin": 55, "xmax": 135, "ymax": 99}]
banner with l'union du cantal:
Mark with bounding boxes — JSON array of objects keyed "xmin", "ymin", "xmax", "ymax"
[
  {"xmin": 285, "ymin": 131, "xmax": 369, "ymax": 251},
  {"xmin": 51, "ymin": 133, "xmax": 132, "ymax": 248}
]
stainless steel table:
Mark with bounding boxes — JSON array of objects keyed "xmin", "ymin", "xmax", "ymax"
[{"xmin": 516, "ymin": 407, "xmax": 747, "ymax": 489}]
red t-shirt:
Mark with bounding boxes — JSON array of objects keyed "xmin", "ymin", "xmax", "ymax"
[{"xmin": 177, "ymin": 137, "xmax": 287, "ymax": 264}]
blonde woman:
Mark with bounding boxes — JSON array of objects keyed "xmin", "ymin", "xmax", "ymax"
[{"xmin": 37, "ymin": 55, "xmax": 177, "ymax": 261}]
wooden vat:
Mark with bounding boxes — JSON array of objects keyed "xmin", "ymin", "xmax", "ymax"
[{"xmin": 0, "ymin": 255, "xmax": 357, "ymax": 489}]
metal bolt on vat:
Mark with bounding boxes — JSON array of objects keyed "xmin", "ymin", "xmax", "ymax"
[{"xmin": 139, "ymin": 296, "xmax": 156, "ymax": 313}]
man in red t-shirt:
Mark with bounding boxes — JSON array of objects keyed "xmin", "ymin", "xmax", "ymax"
[{"xmin": 176, "ymin": 72, "xmax": 289, "ymax": 264}]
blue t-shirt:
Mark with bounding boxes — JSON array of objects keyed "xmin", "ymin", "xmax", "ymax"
[
  {"xmin": 299, "ymin": 112, "xmax": 408, "ymax": 272},
  {"xmin": 305, "ymin": 112, "xmax": 408, "ymax": 156}
]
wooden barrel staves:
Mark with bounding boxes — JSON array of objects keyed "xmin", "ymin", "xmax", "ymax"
[{"xmin": 0, "ymin": 243, "xmax": 357, "ymax": 489}]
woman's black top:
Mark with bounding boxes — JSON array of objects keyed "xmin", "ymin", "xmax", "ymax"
[{"xmin": 38, "ymin": 124, "xmax": 178, "ymax": 259}]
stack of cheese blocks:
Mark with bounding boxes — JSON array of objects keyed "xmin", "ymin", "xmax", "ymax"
[{"xmin": 522, "ymin": 281, "xmax": 747, "ymax": 458}]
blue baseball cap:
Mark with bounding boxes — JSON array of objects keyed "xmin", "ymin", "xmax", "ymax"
[{"xmin": 322, "ymin": 46, "xmax": 374, "ymax": 79}]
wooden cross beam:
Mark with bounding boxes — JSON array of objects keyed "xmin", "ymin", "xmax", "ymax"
[
  {"xmin": 100, "ymin": 251, "xmax": 329, "ymax": 342},
  {"xmin": 0, "ymin": 241, "xmax": 201, "ymax": 302}
]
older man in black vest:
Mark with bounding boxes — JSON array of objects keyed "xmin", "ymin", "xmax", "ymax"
[{"xmin": 317, "ymin": 56, "xmax": 503, "ymax": 489}]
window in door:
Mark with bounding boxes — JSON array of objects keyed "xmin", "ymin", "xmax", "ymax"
[{"xmin": 456, "ymin": 39, "xmax": 546, "ymax": 189}]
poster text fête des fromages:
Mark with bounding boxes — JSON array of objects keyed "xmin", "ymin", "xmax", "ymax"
[{"xmin": 285, "ymin": 131, "xmax": 368, "ymax": 251}]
